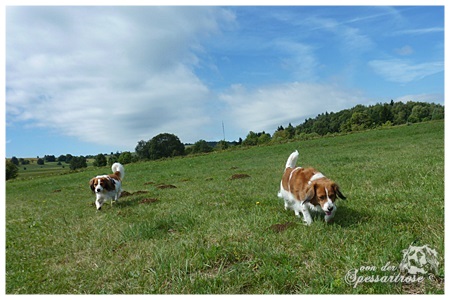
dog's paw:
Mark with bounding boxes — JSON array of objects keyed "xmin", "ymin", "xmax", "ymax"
[{"xmin": 302, "ymin": 217, "xmax": 313, "ymax": 226}]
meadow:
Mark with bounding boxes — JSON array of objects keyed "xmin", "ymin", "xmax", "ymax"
[
  {"xmin": 5, "ymin": 120, "xmax": 444, "ymax": 294},
  {"xmin": 15, "ymin": 159, "xmax": 95, "ymax": 179}
]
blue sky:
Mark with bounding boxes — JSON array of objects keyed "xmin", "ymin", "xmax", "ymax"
[{"xmin": 4, "ymin": 4, "xmax": 445, "ymax": 158}]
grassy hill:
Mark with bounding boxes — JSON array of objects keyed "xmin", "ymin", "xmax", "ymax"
[{"xmin": 5, "ymin": 120, "xmax": 444, "ymax": 294}]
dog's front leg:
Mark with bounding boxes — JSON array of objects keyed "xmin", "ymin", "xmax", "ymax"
[
  {"xmin": 95, "ymin": 199, "xmax": 103, "ymax": 211},
  {"xmin": 284, "ymin": 199, "xmax": 289, "ymax": 211},
  {"xmin": 301, "ymin": 204, "xmax": 313, "ymax": 225}
]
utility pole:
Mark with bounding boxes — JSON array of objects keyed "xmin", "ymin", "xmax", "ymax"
[{"xmin": 222, "ymin": 121, "xmax": 226, "ymax": 141}]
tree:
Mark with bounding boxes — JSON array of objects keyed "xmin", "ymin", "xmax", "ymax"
[
  {"xmin": 216, "ymin": 140, "xmax": 229, "ymax": 150},
  {"xmin": 44, "ymin": 155, "xmax": 56, "ymax": 162},
  {"xmin": 408, "ymin": 104, "xmax": 431, "ymax": 123},
  {"xmin": 70, "ymin": 156, "xmax": 87, "ymax": 170},
  {"xmin": 258, "ymin": 132, "xmax": 271, "ymax": 144},
  {"xmin": 19, "ymin": 158, "xmax": 30, "ymax": 165},
  {"xmin": 135, "ymin": 140, "xmax": 149, "ymax": 160},
  {"xmin": 242, "ymin": 131, "xmax": 259, "ymax": 146},
  {"xmin": 285, "ymin": 123, "xmax": 295, "ymax": 138},
  {"xmin": 37, "ymin": 158, "xmax": 45, "ymax": 165},
  {"xmin": 431, "ymin": 106, "xmax": 444, "ymax": 120},
  {"xmin": 350, "ymin": 111, "xmax": 372, "ymax": 131},
  {"xmin": 65, "ymin": 154, "xmax": 73, "ymax": 164},
  {"xmin": 93, "ymin": 153, "xmax": 107, "ymax": 167},
  {"xmin": 6, "ymin": 159, "xmax": 19, "ymax": 180},
  {"xmin": 392, "ymin": 102, "xmax": 409, "ymax": 125},
  {"xmin": 10, "ymin": 156, "xmax": 19, "ymax": 166},
  {"xmin": 192, "ymin": 140, "xmax": 213, "ymax": 154},
  {"xmin": 311, "ymin": 114, "xmax": 330, "ymax": 136},
  {"xmin": 146, "ymin": 133, "xmax": 185, "ymax": 160},
  {"xmin": 118, "ymin": 151, "xmax": 133, "ymax": 164},
  {"xmin": 108, "ymin": 154, "xmax": 119, "ymax": 166},
  {"xmin": 272, "ymin": 129, "xmax": 290, "ymax": 141}
]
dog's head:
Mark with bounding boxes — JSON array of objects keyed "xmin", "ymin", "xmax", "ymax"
[
  {"xmin": 89, "ymin": 176, "xmax": 115, "ymax": 194},
  {"xmin": 303, "ymin": 179, "xmax": 346, "ymax": 215}
]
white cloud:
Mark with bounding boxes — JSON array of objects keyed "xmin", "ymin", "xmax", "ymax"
[
  {"xmin": 219, "ymin": 82, "xmax": 364, "ymax": 135},
  {"xmin": 391, "ymin": 27, "xmax": 444, "ymax": 36},
  {"xmin": 6, "ymin": 7, "xmax": 235, "ymax": 147},
  {"xmin": 394, "ymin": 93, "xmax": 444, "ymax": 105},
  {"xmin": 306, "ymin": 15, "xmax": 374, "ymax": 55},
  {"xmin": 368, "ymin": 59, "xmax": 444, "ymax": 83},
  {"xmin": 275, "ymin": 40, "xmax": 319, "ymax": 82}
]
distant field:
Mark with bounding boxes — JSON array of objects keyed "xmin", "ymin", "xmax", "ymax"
[
  {"xmin": 5, "ymin": 121, "xmax": 444, "ymax": 294},
  {"xmin": 15, "ymin": 159, "xmax": 96, "ymax": 179}
]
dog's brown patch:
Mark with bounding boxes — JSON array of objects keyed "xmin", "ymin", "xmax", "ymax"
[
  {"xmin": 156, "ymin": 184, "xmax": 177, "ymax": 189},
  {"xmin": 270, "ymin": 222, "xmax": 296, "ymax": 233},
  {"xmin": 230, "ymin": 174, "xmax": 251, "ymax": 180},
  {"xmin": 139, "ymin": 198, "xmax": 158, "ymax": 204}
]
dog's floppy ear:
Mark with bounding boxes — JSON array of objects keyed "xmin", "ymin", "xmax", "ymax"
[
  {"xmin": 302, "ymin": 183, "xmax": 316, "ymax": 204},
  {"xmin": 333, "ymin": 183, "xmax": 346, "ymax": 200},
  {"xmin": 89, "ymin": 178, "xmax": 95, "ymax": 192}
]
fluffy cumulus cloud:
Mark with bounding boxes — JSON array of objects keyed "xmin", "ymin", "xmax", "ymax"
[
  {"xmin": 219, "ymin": 82, "xmax": 363, "ymax": 135},
  {"xmin": 6, "ymin": 6, "xmax": 234, "ymax": 147}
]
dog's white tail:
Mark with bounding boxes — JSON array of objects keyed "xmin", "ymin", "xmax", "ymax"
[
  {"xmin": 112, "ymin": 162, "xmax": 125, "ymax": 179},
  {"xmin": 285, "ymin": 150, "xmax": 299, "ymax": 169}
]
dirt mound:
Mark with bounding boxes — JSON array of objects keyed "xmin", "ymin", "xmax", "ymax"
[
  {"xmin": 270, "ymin": 222, "xmax": 296, "ymax": 233},
  {"xmin": 230, "ymin": 174, "xmax": 251, "ymax": 180},
  {"xmin": 156, "ymin": 184, "xmax": 177, "ymax": 189}
]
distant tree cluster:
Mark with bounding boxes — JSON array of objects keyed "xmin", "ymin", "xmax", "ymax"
[
  {"xmin": 129, "ymin": 101, "xmax": 443, "ymax": 162},
  {"xmin": 69, "ymin": 156, "xmax": 87, "ymax": 170},
  {"xmin": 292, "ymin": 100, "xmax": 443, "ymax": 136},
  {"xmin": 188, "ymin": 140, "xmax": 213, "ymax": 155},
  {"xmin": 91, "ymin": 151, "xmax": 136, "ymax": 167},
  {"xmin": 242, "ymin": 100, "xmax": 444, "ymax": 146},
  {"xmin": 242, "ymin": 131, "xmax": 271, "ymax": 146},
  {"xmin": 135, "ymin": 133, "xmax": 185, "ymax": 160},
  {"xmin": 44, "ymin": 155, "xmax": 56, "ymax": 162}
]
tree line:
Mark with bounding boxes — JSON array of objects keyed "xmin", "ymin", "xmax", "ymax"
[
  {"xmin": 6, "ymin": 100, "xmax": 443, "ymax": 180},
  {"xmin": 132, "ymin": 100, "xmax": 444, "ymax": 161},
  {"xmin": 245, "ymin": 100, "xmax": 444, "ymax": 145}
]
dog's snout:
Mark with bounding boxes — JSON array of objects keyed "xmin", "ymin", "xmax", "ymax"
[
  {"xmin": 96, "ymin": 188, "xmax": 101, "ymax": 192},
  {"xmin": 327, "ymin": 206, "xmax": 333, "ymax": 211}
]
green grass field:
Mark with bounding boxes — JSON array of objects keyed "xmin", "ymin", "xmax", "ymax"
[
  {"xmin": 15, "ymin": 159, "xmax": 95, "ymax": 179},
  {"xmin": 5, "ymin": 121, "xmax": 444, "ymax": 294}
]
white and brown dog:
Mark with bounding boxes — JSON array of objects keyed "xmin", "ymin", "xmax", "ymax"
[
  {"xmin": 278, "ymin": 150, "xmax": 346, "ymax": 225},
  {"xmin": 89, "ymin": 162, "xmax": 125, "ymax": 210}
]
